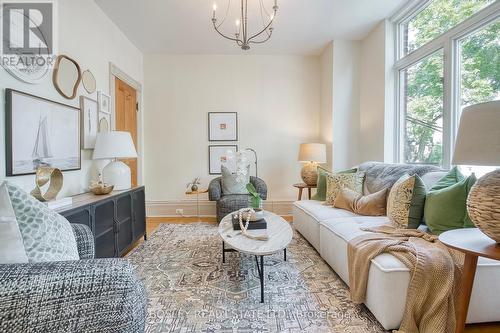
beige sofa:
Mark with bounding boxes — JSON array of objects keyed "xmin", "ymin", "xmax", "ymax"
[{"xmin": 292, "ymin": 162, "xmax": 500, "ymax": 330}]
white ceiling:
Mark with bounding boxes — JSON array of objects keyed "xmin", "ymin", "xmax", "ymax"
[{"xmin": 95, "ymin": 0, "xmax": 408, "ymax": 55}]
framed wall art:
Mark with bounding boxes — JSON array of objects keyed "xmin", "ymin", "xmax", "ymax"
[
  {"xmin": 208, "ymin": 112, "xmax": 238, "ymax": 141},
  {"xmin": 80, "ymin": 96, "xmax": 99, "ymax": 149},
  {"xmin": 209, "ymin": 145, "xmax": 238, "ymax": 175},
  {"xmin": 98, "ymin": 91, "xmax": 111, "ymax": 114},
  {"xmin": 5, "ymin": 89, "xmax": 81, "ymax": 176}
]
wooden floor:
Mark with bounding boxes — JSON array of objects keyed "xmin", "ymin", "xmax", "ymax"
[{"xmin": 137, "ymin": 217, "xmax": 499, "ymax": 333}]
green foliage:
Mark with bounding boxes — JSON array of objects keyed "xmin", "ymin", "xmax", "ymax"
[
  {"xmin": 403, "ymin": 0, "xmax": 499, "ymax": 165},
  {"xmin": 246, "ymin": 183, "xmax": 261, "ymax": 209}
]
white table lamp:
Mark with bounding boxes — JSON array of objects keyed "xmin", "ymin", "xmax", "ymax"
[
  {"xmin": 93, "ymin": 131, "xmax": 138, "ymax": 190},
  {"xmin": 453, "ymin": 100, "xmax": 500, "ymax": 242},
  {"xmin": 298, "ymin": 143, "xmax": 327, "ymax": 186}
]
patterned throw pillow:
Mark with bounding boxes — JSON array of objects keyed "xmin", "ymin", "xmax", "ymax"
[
  {"xmin": 5, "ymin": 182, "xmax": 79, "ymax": 262},
  {"xmin": 386, "ymin": 174, "xmax": 426, "ymax": 229},
  {"xmin": 312, "ymin": 167, "xmax": 357, "ymax": 201},
  {"xmin": 325, "ymin": 171, "xmax": 365, "ymax": 206}
]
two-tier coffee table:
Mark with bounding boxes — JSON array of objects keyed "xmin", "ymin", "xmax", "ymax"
[{"xmin": 218, "ymin": 211, "xmax": 293, "ymax": 303}]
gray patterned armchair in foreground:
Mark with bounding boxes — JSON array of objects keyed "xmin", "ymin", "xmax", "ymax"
[
  {"xmin": 209, "ymin": 176, "xmax": 268, "ymax": 223},
  {"xmin": 0, "ymin": 224, "xmax": 147, "ymax": 333}
]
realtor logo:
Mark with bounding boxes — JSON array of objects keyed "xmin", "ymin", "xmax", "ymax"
[{"xmin": 1, "ymin": 1, "xmax": 57, "ymax": 83}]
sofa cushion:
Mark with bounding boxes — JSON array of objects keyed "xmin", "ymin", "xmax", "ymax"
[
  {"xmin": 387, "ymin": 174, "xmax": 426, "ymax": 229},
  {"xmin": 293, "ymin": 200, "xmax": 358, "ymax": 222},
  {"xmin": 320, "ymin": 216, "xmax": 390, "ymax": 242},
  {"xmin": 425, "ymin": 174, "xmax": 477, "ymax": 234},
  {"xmin": 325, "ymin": 171, "xmax": 365, "ymax": 205},
  {"xmin": 421, "ymin": 171, "xmax": 448, "ymax": 189},
  {"xmin": 358, "ymin": 162, "xmax": 441, "ymax": 194},
  {"xmin": 5, "ymin": 182, "xmax": 79, "ymax": 262},
  {"xmin": 334, "ymin": 188, "xmax": 388, "ymax": 216},
  {"xmin": 312, "ymin": 167, "xmax": 357, "ymax": 201}
]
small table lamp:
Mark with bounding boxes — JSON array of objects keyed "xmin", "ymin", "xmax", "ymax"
[
  {"xmin": 453, "ymin": 100, "xmax": 500, "ymax": 242},
  {"xmin": 298, "ymin": 143, "xmax": 326, "ymax": 186},
  {"xmin": 93, "ymin": 131, "xmax": 138, "ymax": 190}
]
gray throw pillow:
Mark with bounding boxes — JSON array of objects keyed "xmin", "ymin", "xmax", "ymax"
[
  {"xmin": 0, "ymin": 182, "xmax": 28, "ymax": 264},
  {"xmin": 221, "ymin": 165, "xmax": 249, "ymax": 195},
  {"xmin": 5, "ymin": 182, "xmax": 79, "ymax": 262}
]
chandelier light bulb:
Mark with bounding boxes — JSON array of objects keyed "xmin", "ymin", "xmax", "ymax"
[
  {"xmin": 236, "ymin": 19, "xmax": 240, "ymax": 26},
  {"xmin": 213, "ymin": 3, "xmax": 217, "ymax": 11}
]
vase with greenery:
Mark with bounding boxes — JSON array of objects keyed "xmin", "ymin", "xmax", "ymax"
[{"xmin": 246, "ymin": 183, "xmax": 263, "ymax": 210}]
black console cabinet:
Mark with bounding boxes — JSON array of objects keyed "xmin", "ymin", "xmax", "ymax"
[{"xmin": 57, "ymin": 186, "xmax": 146, "ymax": 258}]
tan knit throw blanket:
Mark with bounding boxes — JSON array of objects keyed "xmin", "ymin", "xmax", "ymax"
[{"xmin": 347, "ymin": 225, "xmax": 464, "ymax": 333}]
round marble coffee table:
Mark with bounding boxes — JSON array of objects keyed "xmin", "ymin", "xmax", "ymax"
[{"xmin": 218, "ymin": 210, "xmax": 293, "ymax": 303}]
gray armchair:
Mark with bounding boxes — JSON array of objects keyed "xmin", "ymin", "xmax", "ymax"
[
  {"xmin": 209, "ymin": 176, "xmax": 267, "ymax": 223},
  {"xmin": 0, "ymin": 224, "xmax": 147, "ymax": 333}
]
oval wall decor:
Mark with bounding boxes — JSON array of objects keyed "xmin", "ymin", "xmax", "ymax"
[{"xmin": 53, "ymin": 55, "xmax": 82, "ymax": 99}]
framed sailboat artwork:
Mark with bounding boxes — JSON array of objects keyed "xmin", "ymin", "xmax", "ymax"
[{"xmin": 5, "ymin": 89, "xmax": 81, "ymax": 176}]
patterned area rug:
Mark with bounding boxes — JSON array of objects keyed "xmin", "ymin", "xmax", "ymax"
[{"xmin": 127, "ymin": 223, "xmax": 385, "ymax": 333}]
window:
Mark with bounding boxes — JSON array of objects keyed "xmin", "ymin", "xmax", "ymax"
[
  {"xmin": 402, "ymin": 0, "xmax": 494, "ymax": 56},
  {"xmin": 395, "ymin": 0, "xmax": 499, "ymax": 167},
  {"xmin": 458, "ymin": 21, "xmax": 500, "ymax": 109},
  {"xmin": 401, "ymin": 51, "xmax": 444, "ymax": 165}
]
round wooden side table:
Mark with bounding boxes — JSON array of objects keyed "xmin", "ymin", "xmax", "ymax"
[
  {"xmin": 293, "ymin": 183, "xmax": 316, "ymax": 201},
  {"xmin": 439, "ymin": 228, "xmax": 500, "ymax": 333}
]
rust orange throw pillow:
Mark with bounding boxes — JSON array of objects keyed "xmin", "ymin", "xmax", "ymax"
[{"xmin": 333, "ymin": 188, "xmax": 388, "ymax": 216}]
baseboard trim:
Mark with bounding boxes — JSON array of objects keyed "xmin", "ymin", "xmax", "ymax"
[{"xmin": 146, "ymin": 199, "xmax": 294, "ymax": 217}]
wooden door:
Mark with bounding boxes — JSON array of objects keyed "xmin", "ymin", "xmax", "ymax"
[{"xmin": 115, "ymin": 78, "xmax": 138, "ymax": 187}]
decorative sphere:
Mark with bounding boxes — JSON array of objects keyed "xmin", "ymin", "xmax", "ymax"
[{"xmin": 467, "ymin": 169, "xmax": 500, "ymax": 243}]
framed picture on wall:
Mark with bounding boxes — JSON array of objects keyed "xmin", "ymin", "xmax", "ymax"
[
  {"xmin": 5, "ymin": 89, "xmax": 81, "ymax": 176},
  {"xmin": 209, "ymin": 145, "xmax": 238, "ymax": 175},
  {"xmin": 80, "ymin": 96, "xmax": 99, "ymax": 149},
  {"xmin": 208, "ymin": 112, "xmax": 238, "ymax": 141},
  {"xmin": 98, "ymin": 91, "xmax": 111, "ymax": 114}
]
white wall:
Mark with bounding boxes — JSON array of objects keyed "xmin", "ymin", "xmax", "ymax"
[
  {"xmin": 143, "ymin": 55, "xmax": 321, "ymax": 204},
  {"xmin": 320, "ymin": 43, "xmax": 334, "ymax": 169},
  {"xmin": 359, "ymin": 20, "xmax": 390, "ymax": 163},
  {"xmin": 0, "ymin": 0, "xmax": 143, "ymax": 196},
  {"xmin": 332, "ymin": 40, "xmax": 362, "ymax": 170}
]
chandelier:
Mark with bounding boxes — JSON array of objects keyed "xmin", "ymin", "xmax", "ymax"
[{"xmin": 211, "ymin": 0, "xmax": 279, "ymax": 50}]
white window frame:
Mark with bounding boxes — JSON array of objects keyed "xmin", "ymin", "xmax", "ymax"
[{"xmin": 391, "ymin": 0, "xmax": 500, "ymax": 169}]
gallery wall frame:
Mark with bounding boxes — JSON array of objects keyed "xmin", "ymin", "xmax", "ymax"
[
  {"xmin": 209, "ymin": 145, "xmax": 238, "ymax": 175},
  {"xmin": 80, "ymin": 96, "xmax": 99, "ymax": 149},
  {"xmin": 5, "ymin": 89, "xmax": 81, "ymax": 176},
  {"xmin": 208, "ymin": 112, "xmax": 238, "ymax": 141}
]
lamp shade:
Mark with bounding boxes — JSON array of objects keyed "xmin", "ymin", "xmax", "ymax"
[
  {"xmin": 298, "ymin": 143, "xmax": 326, "ymax": 163},
  {"xmin": 452, "ymin": 101, "xmax": 500, "ymax": 166},
  {"xmin": 93, "ymin": 131, "xmax": 138, "ymax": 160}
]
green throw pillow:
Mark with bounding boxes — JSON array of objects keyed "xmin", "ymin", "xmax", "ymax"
[
  {"xmin": 387, "ymin": 174, "xmax": 426, "ymax": 229},
  {"xmin": 430, "ymin": 166, "xmax": 465, "ymax": 191},
  {"xmin": 424, "ymin": 170, "xmax": 477, "ymax": 235},
  {"xmin": 312, "ymin": 167, "xmax": 357, "ymax": 201}
]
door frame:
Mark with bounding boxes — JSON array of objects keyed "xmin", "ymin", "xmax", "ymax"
[{"xmin": 109, "ymin": 62, "xmax": 143, "ymax": 186}]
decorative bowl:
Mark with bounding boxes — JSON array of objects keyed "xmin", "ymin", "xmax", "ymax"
[{"xmin": 89, "ymin": 183, "xmax": 114, "ymax": 195}]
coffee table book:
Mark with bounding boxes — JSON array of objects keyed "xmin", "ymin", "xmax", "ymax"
[{"xmin": 232, "ymin": 215, "xmax": 267, "ymax": 230}]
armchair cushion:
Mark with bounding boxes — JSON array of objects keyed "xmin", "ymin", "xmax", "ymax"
[
  {"xmin": 72, "ymin": 224, "xmax": 95, "ymax": 259},
  {"xmin": 5, "ymin": 182, "xmax": 79, "ymax": 262},
  {"xmin": 0, "ymin": 259, "xmax": 147, "ymax": 333},
  {"xmin": 0, "ymin": 182, "xmax": 28, "ymax": 264}
]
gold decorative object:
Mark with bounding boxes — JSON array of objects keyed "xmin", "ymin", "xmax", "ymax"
[
  {"xmin": 89, "ymin": 181, "xmax": 114, "ymax": 195},
  {"xmin": 31, "ymin": 167, "xmax": 63, "ymax": 202},
  {"xmin": 467, "ymin": 170, "xmax": 500, "ymax": 243}
]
